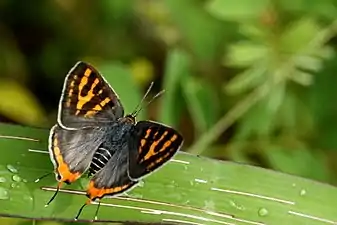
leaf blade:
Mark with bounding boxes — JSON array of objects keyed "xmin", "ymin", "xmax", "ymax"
[{"xmin": 0, "ymin": 123, "xmax": 336, "ymax": 224}]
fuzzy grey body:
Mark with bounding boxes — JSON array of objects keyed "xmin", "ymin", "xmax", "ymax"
[{"xmin": 88, "ymin": 120, "xmax": 135, "ymax": 188}]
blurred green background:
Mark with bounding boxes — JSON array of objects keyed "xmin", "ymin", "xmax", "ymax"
[{"xmin": 1, "ymin": 0, "xmax": 337, "ymax": 224}]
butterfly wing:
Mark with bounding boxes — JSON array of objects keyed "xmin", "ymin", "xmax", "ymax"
[
  {"xmin": 128, "ymin": 121, "xmax": 184, "ymax": 180},
  {"xmin": 48, "ymin": 125, "xmax": 107, "ymax": 184},
  {"xmin": 58, "ymin": 61, "xmax": 124, "ymax": 129},
  {"xmin": 86, "ymin": 145, "xmax": 138, "ymax": 201}
]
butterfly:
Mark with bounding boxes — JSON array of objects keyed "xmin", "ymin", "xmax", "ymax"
[{"xmin": 46, "ymin": 61, "xmax": 184, "ymax": 220}]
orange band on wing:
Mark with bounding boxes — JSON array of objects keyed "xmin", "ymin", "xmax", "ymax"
[
  {"xmin": 75, "ymin": 76, "xmax": 99, "ymax": 115},
  {"xmin": 66, "ymin": 75, "xmax": 77, "ymax": 107},
  {"xmin": 145, "ymin": 129, "xmax": 151, "ymax": 139},
  {"xmin": 158, "ymin": 134, "xmax": 178, "ymax": 152},
  {"xmin": 140, "ymin": 131, "xmax": 168, "ymax": 162},
  {"xmin": 87, "ymin": 181, "xmax": 131, "ymax": 200},
  {"xmin": 149, "ymin": 152, "xmax": 171, "ymax": 169},
  {"xmin": 53, "ymin": 137, "xmax": 80, "ymax": 183},
  {"xmin": 73, "ymin": 68, "xmax": 112, "ymax": 117},
  {"xmin": 84, "ymin": 97, "xmax": 111, "ymax": 117}
]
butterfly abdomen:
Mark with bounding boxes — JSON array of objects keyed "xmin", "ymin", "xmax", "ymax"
[{"xmin": 89, "ymin": 147, "xmax": 113, "ymax": 176}]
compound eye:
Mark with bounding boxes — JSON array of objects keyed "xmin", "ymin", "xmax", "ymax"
[
  {"xmin": 125, "ymin": 115, "xmax": 136, "ymax": 124},
  {"xmin": 56, "ymin": 174, "xmax": 62, "ymax": 181}
]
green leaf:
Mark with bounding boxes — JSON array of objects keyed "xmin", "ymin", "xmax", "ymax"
[
  {"xmin": 235, "ymin": 99, "xmax": 273, "ymax": 139},
  {"xmin": 266, "ymin": 80, "xmax": 286, "ymax": 115},
  {"xmin": 294, "ymin": 55, "xmax": 324, "ymax": 73},
  {"xmin": 277, "ymin": 91, "xmax": 313, "ymax": 133},
  {"xmin": 239, "ymin": 24, "xmax": 268, "ymax": 41},
  {"xmin": 159, "ymin": 49, "xmax": 188, "ymax": 127},
  {"xmin": 310, "ymin": 56, "xmax": 337, "ymax": 150},
  {"xmin": 225, "ymin": 42, "xmax": 268, "ymax": 67},
  {"xmin": 0, "ymin": 79, "xmax": 47, "ymax": 126},
  {"xmin": 183, "ymin": 76, "xmax": 218, "ymax": 135},
  {"xmin": 265, "ymin": 145, "xmax": 331, "ymax": 182},
  {"xmin": 224, "ymin": 63, "xmax": 267, "ymax": 95},
  {"xmin": 164, "ymin": 0, "xmax": 226, "ymax": 61},
  {"xmin": 1, "ymin": 123, "xmax": 337, "ymax": 224},
  {"xmin": 234, "ymin": 82, "xmax": 287, "ymax": 139},
  {"xmin": 280, "ymin": 18, "xmax": 321, "ymax": 54},
  {"xmin": 279, "ymin": 0, "xmax": 337, "ymax": 20},
  {"xmin": 99, "ymin": 0, "xmax": 133, "ymax": 23},
  {"xmin": 290, "ymin": 71, "xmax": 313, "ymax": 86},
  {"xmin": 206, "ymin": 0, "xmax": 269, "ymax": 21}
]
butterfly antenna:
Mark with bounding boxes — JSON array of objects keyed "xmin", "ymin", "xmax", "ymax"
[
  {"xmin": 35, "ymin": 172, "xmax": 53, "ymax": 183},
  {"xmin": 75, "ymin": 199, "xmax": 91, "ymax": 221},
  {"xmin": 134, "ymin": 89, "xmax": 166, "ymax": 117},
  {"xmin": 146, "ymin": 89, "xmax": 165, "ymax": 107},
  {"xmin": 131, "ymin": 82, "xmax": 154, "ymax": 116},
  {"xmin": 94, "ymin": 201, "xmax": 101, "ymax": 221},
  {"xmin": 45, "ymin": 182, "xmax": 62, "ymax": 207}
]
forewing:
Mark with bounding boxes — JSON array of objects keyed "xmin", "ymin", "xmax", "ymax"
[
  {"xmin": 128, "ymin": 121, "xmax": 183, "ymax": 180},
  {"xmin": 87, "ymin": 148, "xmax": 137, "ymax": 200},
  {"xmin": 58, "ymin": 61, "xmax": 124, "ymax": 129},
  {"xmin": 48, "ymin": 124, "xmax": 107, "ymax": 183}
]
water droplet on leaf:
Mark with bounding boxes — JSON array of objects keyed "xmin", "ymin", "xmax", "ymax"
[
  {"xmin": 0, "ymin": 177, "xmax": 6, "ymax": 183},
  {"xmin": 258, "ymin": 207, "xmax": 268, "ymax": 217},
  {"xmin": 7, "ymin": 165, "xmax": 18, "ymax": 173},
  {"xmin": 300, "ymin": 189, "xmax": 306, "ymax": 196},
  {"xmin": 0, "ymin": 187, "xmax": 9, "ymax": 200},
  {"xmin": 12, "ymin": 175, "xmax": 21, "ymax": 182}
]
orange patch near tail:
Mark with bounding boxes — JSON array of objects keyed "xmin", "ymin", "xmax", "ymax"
[
  {"xmin": 53, "ymin": 136, "xmax": 81, "ymax": 183},
  {"xmin": 86, "ymin": 181, "xmax": 131, "ymax": 200}
]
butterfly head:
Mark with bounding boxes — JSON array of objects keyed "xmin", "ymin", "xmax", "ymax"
[{"xmin": 120, "ymin": 114, "xmax": 136, "ymax": 124}]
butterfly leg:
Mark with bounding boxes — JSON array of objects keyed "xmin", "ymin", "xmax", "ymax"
[
  {"xmin": 45, "ymin": 182, "xmax": 62, "ymax": 207},
  {"xmin": 74, "ymin": 199, "xmax": 92, "ymax": 221},
  {"xmin": 94, "ymin": 200, "xmax": 101, "ymax": 221}
]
